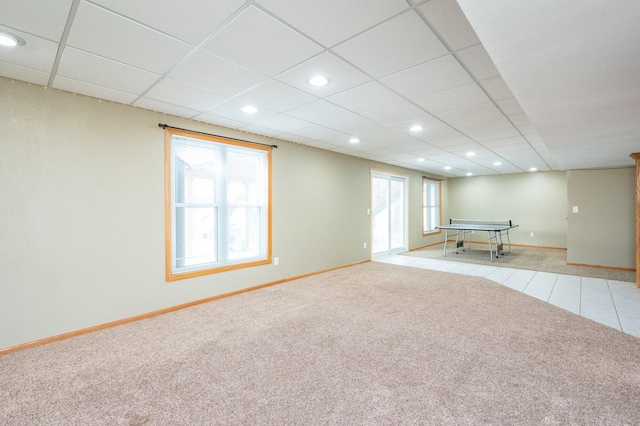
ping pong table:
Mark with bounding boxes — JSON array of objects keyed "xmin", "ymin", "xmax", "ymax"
[{"xmin": 436, "ymin": 219, "xmax": 519, "ymax": 262}]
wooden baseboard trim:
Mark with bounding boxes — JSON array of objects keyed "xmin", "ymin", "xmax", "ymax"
[
  {"xmin": 566, "ymin": 262, "xmax": 635, "ymax": 272},
  {"xmin": 0, "ymin": 260, "xmax": 369, "ymax": 356},
  {"xmin": 409, "ymin": 241, "xmax": 445, "ymax": 251},
  {"xmin": 433, "ymin": 240, "xmax": 567, "ymax": 251}
]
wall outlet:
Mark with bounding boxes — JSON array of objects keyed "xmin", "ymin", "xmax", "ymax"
[
  {"xmin": 573, "ymin": 206, "xmax": 579, "ymax": 213},
  {"xmin": 530, "ymin": 232, "xmax": 534, "ymax": 237},
  {"xmin": 273, "ymin": 257, "xmax": 279, "ymax": 266},
  {"xmin": 364, "ymin": 242, "xmax": 367, "ymax": 249}
]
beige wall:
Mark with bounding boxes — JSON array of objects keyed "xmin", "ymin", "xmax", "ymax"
[
  {"xmin": 566, "ymin": 168, "xmax": 635, "ymax": 268},
  {"xmin": 446, "ymin": 171, "xmax": 568, "ymax": 248},
  {"xmin": 0, "ymin": 78, "xmax": 442, "ymax": 350},
  {"xmin": 3, "ymin": 76, "xmax": 633, "ymax": 351}
]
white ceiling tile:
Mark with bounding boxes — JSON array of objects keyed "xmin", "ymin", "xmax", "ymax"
[
  {"xmin": 333, "ymin": 11, "xmax": 447, "ymax": 78},
  {"xmin": 387, "ymin": 114, "xmax": 446, "ymax": 133},
  {"xmin": 456, "ymin": 44, "xmax": 499, "ymax": 80},
  {"xmin": 280, "ymin": 133, "xmax": 338, "ymax": 150},
  {"xmin": 202, "ymin": 6, "xmax": 322, "ymax": 76},
  {"xmin": 56, "ymin": 48, "xmax": 159, "ymax": 95},
  {"xmin": 90, "ymin": 0, "xmax": 246, "ymax": 45},
  {"xmin": 516, "ymin": 124, "xmax": 538, "ymax": 136},
  {"xmin": 286, "ymin": 100, "xmax": 353, "ymax": 123},
  {"xmin": 446, "ymin": 143, "xmax": 485, "ymax": 154},
  {"xmin": 0, "ymin": 0, "xmax": 73, "ymax": 40},
  {"xmin": 425, "ymin": 135, "xmax": 474, "ymax": 147},
  {"xmin": 420, "ymin": 0, "xmax": 480, "ymax": 51},
  {"xmin": 288, "ymin": 125, "xmax": 350, "ymax": 144},
  {"xmin": 525, "ymin": 134, "xmax": 543, "ymax": 144},
  {"xmin": 341, "ymin": 140, "xmax": 389, "ymax": 152},
  {"xmin": 413, "ymin": 83, "xmax": 490, "ymax": 115},
  {"xmin": 437, "ymin": 103, "xmax": 503, "ymax": 125},
  {"xmin": 240, "ymin": 124, "xmax": 284, "ymax": 138},
  {"xmin": 134, "ymin": 98, "xmax": 200, "ymax": 118},
  {"xmin": 256, "ymin": 0, "xmax": 409, "ymax": 47},
  {"xmin": 0, "ymin": 28, "xmax": 58, "ymax": 73},
  {"xmin": 495, "ymin": 97, "xmax": 524, "ymax": 116},
  {"xmin": 411, "ymin": 125, "xmax": 465, "ymax": 143},
  {"xmin": 0, "ymin": 63, "xmax": 49, "ymax": 86},
  {"xmin": 459, "ymin": 123, "xmax": 520, "ymax": 142},
  {"xmin": 378, "ymin": 135, "xmax": 432, "ymax": 151},
  {"xmin": 479, "ymin": 75, "xmax": 514, "ymax": 101},
  {"xmin": 67, "ymin": 2, "xmax": 192, "ymax": 74},
  {"xmin": 275, "ymin": 52, "xmax": 371, "ymax": 97},
  {"xmin": 235, "ymin": 80, "xmax": 317, "ymax": 113},
  {"xmin": 144, "ymin": 79, "xmax": 228, "ymax": 112},
  {"xmin": 362, "ymin": 102, "xmax": 430, "ymax": 125},
  {"xmin": 457, "ymin": 115, "xmax": 513, "ymax": 133},
  {"xmin": 324, "ymin": 115, "xmax": 378, "ymax": 134},
  {"xmin": 480, "ymin": 136, "xmax": 529, "ymax": 148},
  {"xmin": 409, "ymin": 147, "xmax": 451, "ymax": 157},
  {"xmin": 205, "ymin": 99, "xmax": 279, "ymax": 123},
  {"xmin": 363, "ymin": 147, "xmax": 402, "ymax": 158},
  {"xmin": 508, "ymin": 112, "xmax": 531, "ymax": 127},
  {"xmin": 53, "ymin": 77, "xmax": 138, "ymax": 104},
  {"xmin": 195, "ymin": 113, "xmax": 248, "ymax": 130},
  {"xmin": 251, "ymin": 114, "xmax": 313, "ymax": 133},
  {"xmin": 170, "ymin": 50, "xmax": 266, "ymax": 97},
  {"xmin": 326, "ymin": 82, "xmax": 405, "ymax": 113},
  {"xmin": 380, "ymin": 55, "xmax": 474, "ymax": 99},
  {"xmin": 352, "ymin": 124, "xmax": 405, "ymax": 142}
]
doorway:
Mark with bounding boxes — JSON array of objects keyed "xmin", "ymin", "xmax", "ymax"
[{"xmin": 371, "ymin": 171, "xmax": 408, "ymax": 257}]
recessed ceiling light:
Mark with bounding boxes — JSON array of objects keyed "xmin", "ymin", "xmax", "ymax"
[
  {"xmin": 409, "ymin": 125, "xmax": 423, "ymax": 132},
  {"xmin": 308, "ymin": 75, "xmax": 328, "ymax": 87},
  {"xmin": 241, "ymin": 106, "xmax": 258, "ymax": 114},
  {"xmin": 349, "ymin": 137, "xmax": 360, "ymax": 144},
  {"xmin": 0, "ymin": 31, "xmax": 25, "ymax": 47},
  {"xmin": 466, "ymin": 152, "xmax": 475, "ymax": 157},
  {"xmin": 444, "ymin": 166, "xmax": 452, "ymax": 170},
  {"xmin": 493, "ymin": 161, "xmax": 502, "ymax": 166},
  {"xmin": 466, "ymin": 172, "xmax": 473, "ymax": 176},
  {"xmin": 529, "ymin": 167, "xmax": 538, "ymax": 172},
  {"xmin": 417, "ymin": 157, "xmax": 425, "ymax": 162}
]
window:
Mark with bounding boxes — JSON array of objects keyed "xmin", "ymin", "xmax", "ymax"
[
  {"xmin": 423, "ymin": 178, "xmax": 441, "ymax": 234},
  {"xmin": 165, "ymin": 128, "xmax": 271, "ymax": 281}
]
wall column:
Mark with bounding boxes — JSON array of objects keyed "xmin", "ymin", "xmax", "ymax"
[{"xmin": 630, "ymin": 153, "xmax": 640, "ymax": 288}]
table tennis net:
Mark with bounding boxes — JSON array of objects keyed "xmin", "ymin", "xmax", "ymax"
[{"xmin": 449, "ymin": 218, "xmax": 513, "ymax": 227}]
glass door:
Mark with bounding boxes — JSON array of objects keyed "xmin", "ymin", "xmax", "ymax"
[{"xmin": 371, "ymin": 171, "xmax": 407, "ymax": 256}]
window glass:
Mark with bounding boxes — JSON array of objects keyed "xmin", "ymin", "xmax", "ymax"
[
  {"xmin": 166, "ymin": 130, "xmax": 271, "ymax": 280},
  {"xmin": 423, "ymin": 178, "xmax": 441, "ymax": 234}
]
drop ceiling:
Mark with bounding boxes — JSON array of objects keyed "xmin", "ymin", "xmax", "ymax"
[{"xmin": 0, "ymin": 0, "xmax": 637, "ymax": 177}]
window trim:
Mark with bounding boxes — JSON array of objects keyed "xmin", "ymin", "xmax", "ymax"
[
  {"xmin": 422, "ymin": 177, "xmax": 442, "ymax": 236},
  {"xmin": 164, "ymin": 128, "xmax": 272, "ymax": 281}
]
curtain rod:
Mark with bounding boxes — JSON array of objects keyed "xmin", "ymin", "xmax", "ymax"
[{"xmin": 158, "ymin": 123, "xmax": 278, "ymax": 149}]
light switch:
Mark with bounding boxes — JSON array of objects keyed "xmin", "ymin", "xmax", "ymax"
[{"xmin": 572, "ymin": 206, "xmax": 579, "ymax": 213}]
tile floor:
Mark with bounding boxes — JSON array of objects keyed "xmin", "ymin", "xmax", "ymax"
[{"xmin": 375, "ymin": 254, "xmax": 640, "ymax": 339}]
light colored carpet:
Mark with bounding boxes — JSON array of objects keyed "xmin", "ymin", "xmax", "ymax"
[
  {"xmin": 405, "ymin": 243, "xmax": 636, "ymax": 282},
  {"xmin": 2, "ymin": 262, "xmax": 640, "ymax": 424}
]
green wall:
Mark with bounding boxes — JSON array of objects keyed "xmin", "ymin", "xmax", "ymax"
[
  {"xmin": 2, "ymin": 76, "xmax": 634, "ymax": 351},
  {"xmin": 0, "ymin": 78, "xmax": 441, "ymax": 350},
  {"xmin": 567, "ymin": 168, "xmax": 635, "ymax": 268},
  {"xmin": 446, "ymin": 171, "xmax": 568, "ymax": 248}
]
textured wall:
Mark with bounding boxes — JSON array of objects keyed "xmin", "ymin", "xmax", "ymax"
[
  {"xmin": 446, "ymin": 171, "xmax": 568, "ymax": 248},
  {"xmin": 567, "ymin": 168, "xmax": 635, "ymax": 268},
  {"xmin": 0, "ymin": 78, "xmax": 441, "ymax": 350}
]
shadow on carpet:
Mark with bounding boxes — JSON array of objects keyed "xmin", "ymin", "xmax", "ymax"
[{"xmin": 404, "ymin": 244, "xmax": 635, "ymax": 282}]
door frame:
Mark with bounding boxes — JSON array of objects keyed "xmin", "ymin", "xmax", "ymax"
[{"xmin": 370, "ymin": 169, "xmax": 409, "ymax": 257}]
